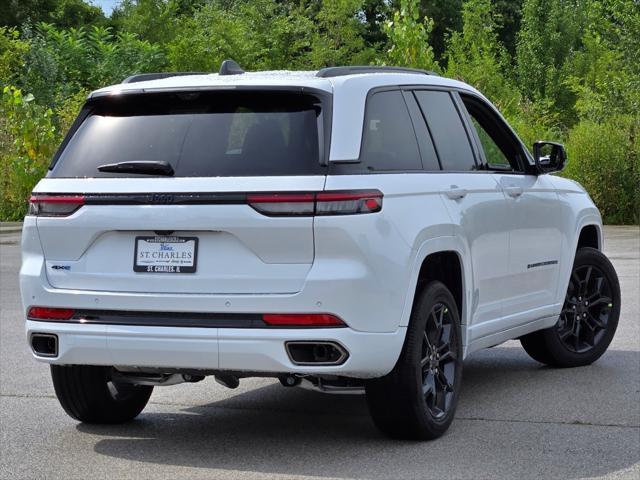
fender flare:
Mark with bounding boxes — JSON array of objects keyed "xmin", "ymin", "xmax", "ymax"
[
  {"xmin": 556, "ymin": 214, "xmax": 603, "ymax": 306},
  {"xmin": 398, "ymin": 235, "xmax": 472, "ymax": 348}
]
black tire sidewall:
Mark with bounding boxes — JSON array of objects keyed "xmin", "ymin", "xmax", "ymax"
[
  {"xmin": 51, "ymin": 365, "xmax": 153, "ymax": 423},
  {"xmin": 365, "ymin": 280, "xmax": 463, "ymax": 439},
  {"xmin": 405, "ymin": 282, "xmax": 463, "ymax": 430}
]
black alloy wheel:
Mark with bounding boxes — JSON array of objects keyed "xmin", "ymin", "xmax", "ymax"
[
  {"xmin": 366, "ymin": 281, "xmax": 463, "ymax": 440},
  {"xmin": 421, "ymin": 302, "xmax": 459, "ymax": 419},
  {"xmin": 558, "ymin": 264, "xmax": 614, "ymax": 353},
  {"xmin": 520, "ymin": 247, "xmax": 620, "ymax": 367}
]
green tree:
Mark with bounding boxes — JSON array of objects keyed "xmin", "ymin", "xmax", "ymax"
[
  {"xmin": 18, "ymin": 23, "xmax": 166, "ymax": 108},
  {"xmin": 309, "ymin": 0, "xmax": 375, "ymax": 67},
  {"xmin": 111, "ymin": 0, "xmax": 180, "ymax": 44},
  {"xmin": 384, "ymin": 0, "xmax": 439, "ymax": 72},
  {"xmin": 0, "ymin": 27, "xmax": 30, "ymax": 86},
  {"xmin": 1, "ymin": 0, "xmax": 59, "ymax": 27},
  {"xmin": 0, "ymin": 86, "xmax": 57, "ymax": 220},
  {"xmin": 446, "ymin": 0, "xmax": 519, "ymax": 115},
  {"xmin": 1, "ymin": 0, "xmax": 107, "ymax": 29},
  {"xmin": 492, "ymin": 0, "xmax": 523, "ymax": 57},
  {"xmin": 419, "ymin": 0, "xmax": 463, "ymax": 63},
  {"xmin": 516, "ymin": 0, "xmax": 586, "ymax": 122},
  {"xmin": 566, "ymin": 0, "xmax": 640, "ymax": 121}
]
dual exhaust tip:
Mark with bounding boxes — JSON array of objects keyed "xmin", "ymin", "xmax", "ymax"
[
  {"xmin": 285, "ymin": 341, "xmax": 348, "ymax": 366},
  {"xmin": 30, "ymin": 333, "xmax": 58, "ymax": 357}
]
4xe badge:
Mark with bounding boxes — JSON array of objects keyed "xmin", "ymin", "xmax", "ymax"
[{"xmin": 50, "ymin": 265, "xmax": 71, "ymax": 271}]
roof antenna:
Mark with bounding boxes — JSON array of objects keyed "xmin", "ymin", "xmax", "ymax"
[{"xmin": 219, "ymin": 59, "xmax": 245, "ymax": 76}]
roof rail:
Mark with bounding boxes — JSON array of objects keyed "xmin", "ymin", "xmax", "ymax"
[
  {"xmin": 121, "ymin": 72, "xmax": 209, "ymax": 84},
  {"xmin": 316, "ymin": 66, "xmax": 436, "ymax": 78}
]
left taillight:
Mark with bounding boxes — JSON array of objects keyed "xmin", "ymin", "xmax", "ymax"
[
  {"xmin": 28, "ymin": 195, "xmax": 84, "ymax": 217},
  {"xmin": 27, "ymin": 307, "xmax": 75, "ymax": 320}
]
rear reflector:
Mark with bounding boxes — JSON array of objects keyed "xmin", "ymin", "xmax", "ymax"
[
  {"xmin": 29, "ymin": 195, "xmax": 85, "ymax": 217},
  {"xmin": 262, "ymin": 313, "xmax": 345, "ymax": 327},
  {"xmin": 28, "ymin": 307, "xmax": 75, "ymax": 320},
  {"xmin": 248, "ymin": 190, "xmax": 382, "ymax": 216}
]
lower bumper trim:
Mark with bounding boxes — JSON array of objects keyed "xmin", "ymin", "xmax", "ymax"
[{"xmin": 27, "ymin": 309, "xmax": 344, "ymax": 329}]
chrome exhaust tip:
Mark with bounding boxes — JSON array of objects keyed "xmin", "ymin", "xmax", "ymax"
[
  {"xmin": 30, "ymin": 333, "xmax": 58, "ymax": 357},
  {"xmin": 285, "ymin": 341, "xmax": 348, "ymax": 366}
]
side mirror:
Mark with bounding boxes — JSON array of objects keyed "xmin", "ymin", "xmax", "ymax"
[{"xmin": 533, "ymin": 141, "xmax": 567, "ymax": 174}]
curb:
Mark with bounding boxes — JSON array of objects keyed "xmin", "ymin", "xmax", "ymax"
[{"xmin": 0, "ymin": 222, "xmax": 23, "ymax": 235}]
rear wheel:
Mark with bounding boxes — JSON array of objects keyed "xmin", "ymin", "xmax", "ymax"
[
  {"xmin": 51, "ymin": 365, "xmax": 153, "ymax": 423},
  {"xmin": 520, "ymin": 247, "xmax": 620, "ymax": 367},
  {"xmin": 366, "ymin": 281, "xmax": 463, "ymax": 440}
]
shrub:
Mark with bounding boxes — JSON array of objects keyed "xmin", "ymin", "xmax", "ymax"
[
  {"xmin": 0, "ymin": 86, "xmax": 58, "ymax": 220},
  {"xmin": 563, "ymin": 116, "xmax": 639, "ymax": 224}
]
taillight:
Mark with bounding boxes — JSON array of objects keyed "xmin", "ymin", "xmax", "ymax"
[
  {"xmin": 27, "ymin": 307, "xmax": 75, "ymax": 320},
  {"xmin": 28, "ymin": 195, "xmax": 84, "ymax": 217},
  {"xmin": 247, "ymin": 193, "xmax": 315, "ymax": 217},
  {"xmin": 248, "ymin": 190, "xmax": 383, "ymax": 217},
  {"xmin": 316, "ymin": 190, "xmax": 382, "ymax": 215},
  {"xmin": 262, "ymin": 313, "xmax": 345, "ymax": 327}
]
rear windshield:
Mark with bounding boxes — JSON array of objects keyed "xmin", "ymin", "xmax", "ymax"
[{"xmin": 50, "ymin": 91, "xmax": 325, "ymax": 177}]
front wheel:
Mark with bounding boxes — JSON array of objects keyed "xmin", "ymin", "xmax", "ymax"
[
  {"xmin": 51, "ymin": 365, "xmax": 153, "ymax": 423},
  {"xmin": 366, "ymin": 281, "xmax": 463, "ymax": 440},
  {"xmin": 520, "ymin": 247, "xmax": 621, "ymax": 367}
]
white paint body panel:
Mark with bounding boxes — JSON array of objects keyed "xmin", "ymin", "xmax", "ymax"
[{"xmin": 20, "ymin": 71, "xmax": 602, "ymax": 377}]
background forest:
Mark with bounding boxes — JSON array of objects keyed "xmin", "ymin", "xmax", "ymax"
[{"xmin": 1, "ymin": 0, "xmax": 638, "ymax": 223}]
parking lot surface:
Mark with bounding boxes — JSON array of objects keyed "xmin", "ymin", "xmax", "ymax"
[{"xmin": 1, "ymin": 226, "xmax": 638, "ymax": 479}]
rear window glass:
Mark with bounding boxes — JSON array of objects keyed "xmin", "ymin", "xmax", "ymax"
[
  {"xmin": 414, "ymin": 91, "xmax": 476, "ymax": 171},
  {"xmin": 51, "ymin": 91, "xmax": 325, "ymax": 177},
  {"xmin": 360, "ymin": 90, "xmax": 422, "ymax": 171}
]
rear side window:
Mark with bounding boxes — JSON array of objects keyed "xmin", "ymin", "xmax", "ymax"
[
  {"xmin": 51, "ymin": 91, "xmax": 324, "ymax": 177},
  {"xmin": 414, "ymin": 91, "xmax": 476, "ymax": 171},
  {"xmin": 360, "ymin": 90, "xmax": 422, "ymax": 171}
]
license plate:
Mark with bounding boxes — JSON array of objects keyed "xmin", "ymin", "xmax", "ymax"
[{"xmin": 134, "ymin": 236, "xmax": 198, "ymax": 273}]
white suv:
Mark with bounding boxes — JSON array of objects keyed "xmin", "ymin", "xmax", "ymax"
[{"xmin": 20, "ymin": 62, "xmax": 621, "ymax": 439}]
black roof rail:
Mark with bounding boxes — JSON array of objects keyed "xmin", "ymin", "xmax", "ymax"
[
  {"xmin": 316, "ymin": 66, "xmax": 437, "ymax": 78},
  {"xmin": 122, "ymin": 72, "xmax": 209, "ymax": 84},
  {"xmin": 219, "ymin": 59, "xmax": 245, "ymax": 76}
]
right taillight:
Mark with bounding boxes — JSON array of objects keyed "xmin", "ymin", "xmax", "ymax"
[
  {"xmin": 248, "ymin": 190, "xmax": 383, "ymax": 217},
  {"xmin": 28, "ymin": 195, "xmax": 85, "ymax": 217}
]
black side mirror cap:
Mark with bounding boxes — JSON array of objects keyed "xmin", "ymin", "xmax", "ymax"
[{"xmin": 533, "ymin": 141, "xmax": 567, "ymax": 174}]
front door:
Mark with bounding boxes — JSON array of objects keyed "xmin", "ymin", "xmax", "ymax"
[{"xmin": 457, "ymin": 92, "xmax": 563, "ymax": 329}]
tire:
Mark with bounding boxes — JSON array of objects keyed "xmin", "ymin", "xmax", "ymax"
[
  {"xmin": 520, "ymin": 247, "xmax": 620, "ymax": 368},
  {"xmin": 366, "ymin": 281, "xmax": 463, "ymax": 440},
  {"xmin": 50, "ymin": 365, "xmax": 153, "ymax": 424}
]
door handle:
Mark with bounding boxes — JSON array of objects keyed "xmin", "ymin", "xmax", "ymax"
[
  {"xmin": 505, "ymin": 186, "xmax": 523, "ymax": 198},
  {"xmin": 445, "ymin": 186, "xmax": 467, "ymax": 200}
]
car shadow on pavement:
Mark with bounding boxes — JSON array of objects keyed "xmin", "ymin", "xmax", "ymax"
[{"xmin": 78, "ymin": 347, "xmax": 640, "ymax": 479}]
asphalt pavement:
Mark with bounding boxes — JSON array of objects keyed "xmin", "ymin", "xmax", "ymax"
[{"xmin": 1, "ymin": 226, "xmax": 638, "ymax": 479}]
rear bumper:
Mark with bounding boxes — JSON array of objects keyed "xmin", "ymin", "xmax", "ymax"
[{"xmin": 26, "ymin": 320, "xmax": 406, "ymax": 378}]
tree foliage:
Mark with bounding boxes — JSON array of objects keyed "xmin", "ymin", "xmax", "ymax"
[
  {"xmin": 0, "ymin": 0, "xmax": 638, "ymax": 223},
  {"xmin": 445, "ymin": 0, "xmax": 519, "ymax": 115},
  {"xmin": 384, "ymin": 0, "xmax": 439, "ymax": 72}
]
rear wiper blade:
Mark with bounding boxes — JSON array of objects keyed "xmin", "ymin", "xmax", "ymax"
[{"xmin": 97, "ymin": 161, "xmax": 174, "ymax": 176}]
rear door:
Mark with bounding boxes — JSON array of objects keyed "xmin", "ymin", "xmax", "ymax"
[
  {"xmin": 34, "ymin": 89, "xmax": 327, "ymax": 295},
  {"xmin": 457, "ymin": 93, "xmax": 563, "ymax": 323},
  {"xmin": 412, "ymin": 90, "xmax": 511, "ymax": 332}
]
